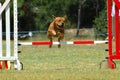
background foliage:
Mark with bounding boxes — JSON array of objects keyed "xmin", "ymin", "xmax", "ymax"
[{"xmin": 0, "ymin": 0, "xmax": 107, "ymax": 34}]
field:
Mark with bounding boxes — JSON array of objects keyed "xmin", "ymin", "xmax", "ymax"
[{"xmin": 0, "ymin": 33, "xmax": 120, "ymax": 80}]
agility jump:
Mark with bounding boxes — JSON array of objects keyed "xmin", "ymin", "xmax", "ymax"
[
  {"xmin": 0, "ymin": 0, "xmax": 120, "ymax": 70},
  {"xmin": 18, "ymin": 0, "xmax": 120, "ymax": 69}
]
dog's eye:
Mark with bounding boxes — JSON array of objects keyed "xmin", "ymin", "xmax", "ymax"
[{"xmin": 58, "ymin": 20, "xmax": 61, "ymax": 22}]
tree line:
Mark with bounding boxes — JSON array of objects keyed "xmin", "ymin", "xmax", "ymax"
[{"xmin": 0, "ymin": 0, "xmax": 107, "ymax": 34}]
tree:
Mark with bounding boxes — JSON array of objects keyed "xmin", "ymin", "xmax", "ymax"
[
  {"xmin": 93, "ymin": 9, "xmax": 107, "ymax": 34},
  {"xmin": 18, "ymin": 0, "xmax": 36, "ymax": 31},
  {"xmin": 93, "ymin": 0, "xmax": 107, "ymax": 35},
  {"xmin": 76, "ymin": 0, "xmax": 86, "ymax": 37}
]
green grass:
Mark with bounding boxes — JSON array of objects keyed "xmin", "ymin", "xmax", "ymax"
[{"xmin": 0, "ymin": 36, "xmax": 120, "ymax": 80}]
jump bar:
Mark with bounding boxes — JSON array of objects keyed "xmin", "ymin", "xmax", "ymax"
[{"xmin": 19, "ymin": 40, "xmax": 108, "ymax": 46}]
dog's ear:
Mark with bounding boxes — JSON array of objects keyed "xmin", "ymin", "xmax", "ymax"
[
  {"xmin": 63, "ymin": 15, "xmax": 67, "ymax": 19},
  {"xmin": 52, "ymin": 15, "xmax": 56, "ymax": 19}
]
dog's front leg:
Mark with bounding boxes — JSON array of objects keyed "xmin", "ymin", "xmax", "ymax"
[{"xmin": 47, "ymin": 34, "xmax": 53, "ymax": 48}]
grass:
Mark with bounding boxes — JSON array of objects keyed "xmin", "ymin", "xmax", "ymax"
[{"xmin": 0, "ymin": 35, "xmax": 120, "ymax": 80}]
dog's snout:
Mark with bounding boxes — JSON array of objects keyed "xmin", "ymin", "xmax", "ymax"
[
  {"xmin": 57, "ymin": 22, "xmax": 64, "ymax": 28},
  {"xmin": 62, "ymin": 23, "xmax": 64, "ymax": 26},
  {"xmin": 60, "ymin": 23, "xmax": 64, "ymax": 27}
]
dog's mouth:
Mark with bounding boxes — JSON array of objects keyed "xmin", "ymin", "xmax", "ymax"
[{"xmin": 57, "ymin": 23, "xmax": 64, "ymax": 28}]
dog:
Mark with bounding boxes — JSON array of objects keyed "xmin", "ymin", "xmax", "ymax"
[{"xmin": 47, "ymin": 15, "xmax": 66, "ymax": 48}]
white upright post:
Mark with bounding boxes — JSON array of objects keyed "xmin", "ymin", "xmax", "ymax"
[
  {"xmin": 0, "ymin": 3, "xmax": 2, "ymax": 57},
  {"xmin": 14, "ymin": 0, "xmax": 18, "ymax": 59},
  {"xmin": 5, "ymin": 2, "xmax": 11, "ymax": 57},
  {"xmin": 13, "ymin": 0, "xmax": 22, "ymax": 70}
]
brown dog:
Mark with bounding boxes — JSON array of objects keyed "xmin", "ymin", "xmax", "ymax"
[{"xmin": 47, "ymin": 16, "xmax": 66, "ymax": 48}]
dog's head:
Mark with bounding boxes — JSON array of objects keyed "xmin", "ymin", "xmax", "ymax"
[{"xmin": 53, "ymin": 15, "xmax": 66, "ymax": 29}]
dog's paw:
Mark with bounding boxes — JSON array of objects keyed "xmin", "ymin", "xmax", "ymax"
[{"xmin": 52, "ymin": 30, "xmax": 56, "ymax": 36}]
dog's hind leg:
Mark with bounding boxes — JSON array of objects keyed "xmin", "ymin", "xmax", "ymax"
[
  {"xmin": 58, "ymin": 34, "xmax": 64, "ymax": 48},
  {"xmin": 58, "ymin": 37, "xmax": 61, "ymax": 48},
  {"xmin": 49, "ymin": 37, "xmax": 53, "ymax": 48}
]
